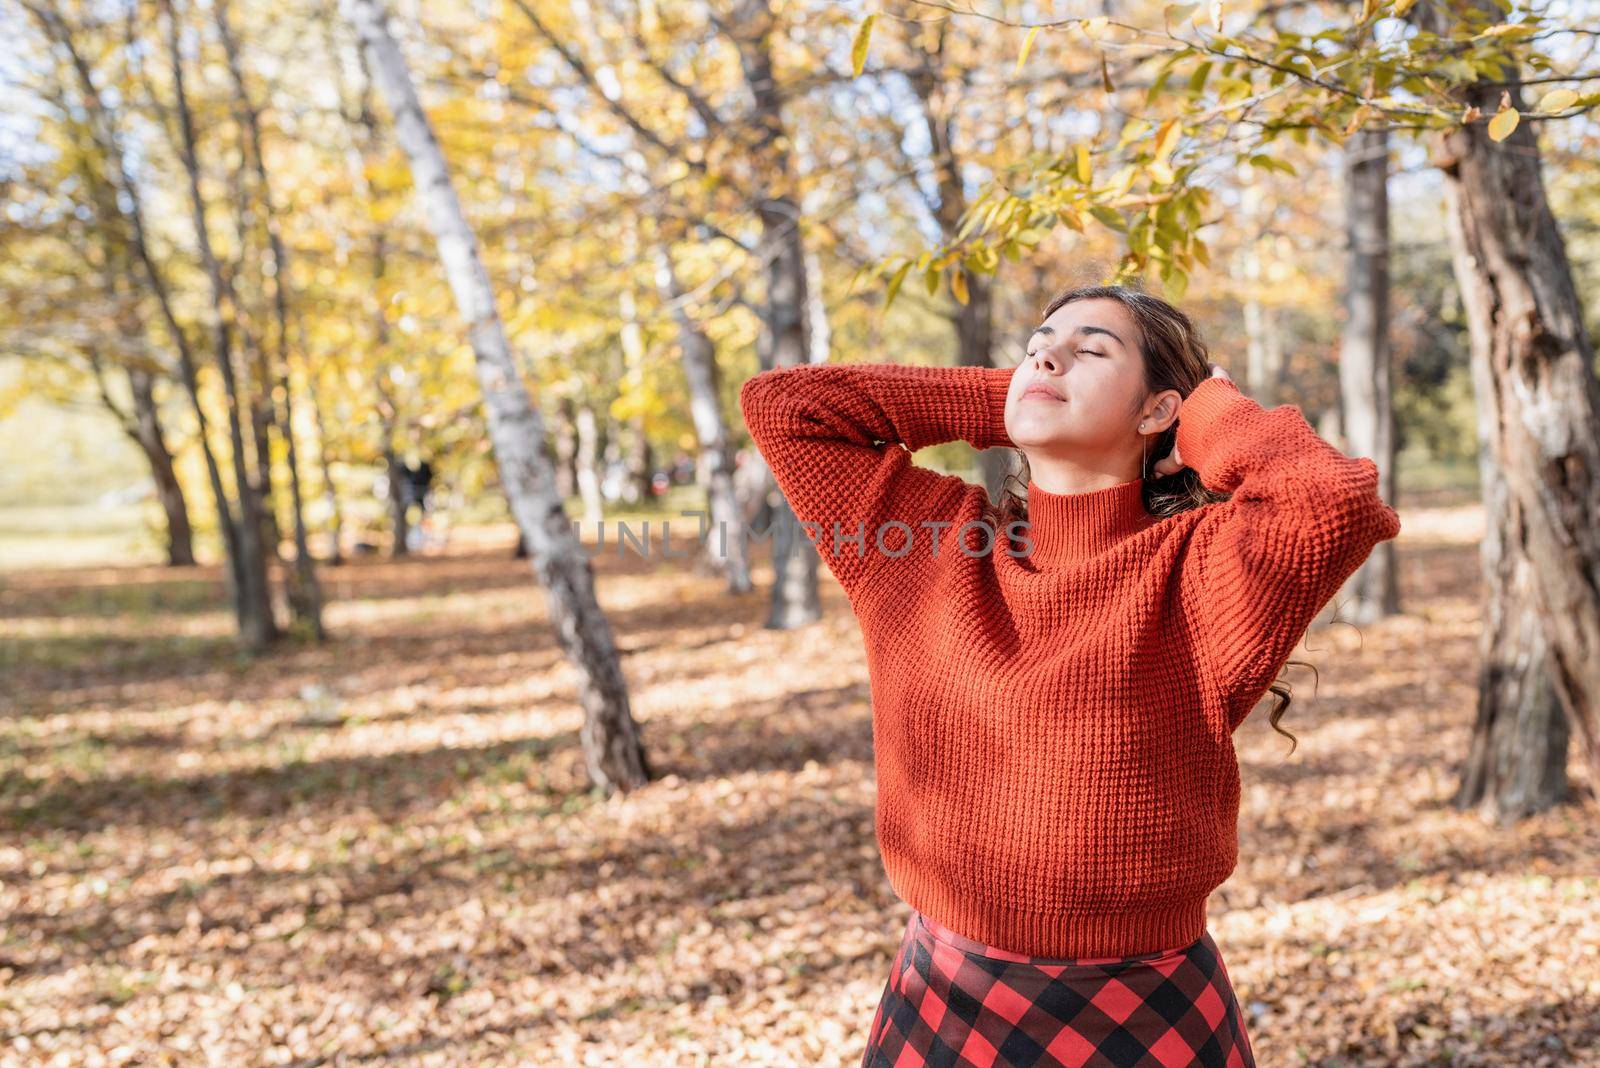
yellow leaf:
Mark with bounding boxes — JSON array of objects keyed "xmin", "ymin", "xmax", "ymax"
[
  {"xmin": 1016, "ymin": 27, "xmax": 1039, "ymax": 73},
  {"xmin": 1538, "ymin": 88, "xmax": 1578, "ymax": 113},
  {"xmin": 1164, "ymin": 3, "xmax": 1200, "ymax": 30},
  {"xmin": 1392, "ymin": 0, "xmax": 1419, "ymax": 13},
  {"xmin": 1210, "ymin": 0, "xmax": 1224, "ymax": 31},
  {"xmin": 1487, "ymin": 107, "xmax": 1519, "ymax": 141},
  {"xmin": 951, "ymin": 269, "xmax": 969, "ymax": 306},
  {"xmin": 851, "ymin": 14, "xmax": 876, "ymax": 78},
  {"xmin": 1075, "ymin": 143, "xmax": 1092, "ymax": 184},
  {"xmin": 956, "ymin": 197, "xmax": 991, "ymax": 241},
  {"xmin": 1148, "ymin": 159, "xmax": 1174, "ymax": 185},
  {"xmin": 1153, "ymin": 118, "xmax": 1181, "ymax": 161}
]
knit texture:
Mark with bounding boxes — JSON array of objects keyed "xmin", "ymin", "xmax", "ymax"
[{"xmin": 739, "ymin": 361, "xmax": 1401, "ymax": 958}]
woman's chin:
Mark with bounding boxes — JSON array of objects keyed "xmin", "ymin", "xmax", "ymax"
[{"xmin": 1006, "ymin": 418, "xmax": 1076, "ymax": 448}]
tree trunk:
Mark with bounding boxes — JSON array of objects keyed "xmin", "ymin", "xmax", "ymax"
[
  {"xmin": 725, "ymin": 0, "xmax": 821, "ymax": 628},
  {"xmin": 553, "ymin": 395, "xmax": 578, "ymax": 501},
  {"xmin": 1337, "ymin": 122, "xmax": 1401, "ymax": 625},
  {"xmin": 575, "ymin": 404, "xmax": 604, "ymax": 527},
  {"xmin": 217, "ymin": 0, "xmax": 323, "ymax": 636},
  {"xmin": 616, "ymin": 264, "xmax": 656, "ymax": 505},
  {"xmin": 128, "ymin": 368, "xmax": 197, "ymax": 566},
  {"xmin": 306, "ymin": 352, "xmax": 345, "ymax": 566},
  {"xmin": 345, "ymin": 0, "xmax": 650, "ymax": 793},
  {"xmin": 653, "ymin": 244, "xmax": 751, "ymax": 592},
  {"xmin": 384, "ymin": 444, "xmax": 411, "ymax": 556},
  {"xmin": 158, "ymin": 0, "xmax": 276, "ymax": 650},
  {"xmin": 907, "ymin": 20, "xmax": 1011, "ymax": 506},
  {"xmin": 803, "ymin": 242, "xmax": 831, "ymax": 364},
  {"xmin": 1413, "ymin": 0, "xmax": 1600, "ymax": 812},
  {"xmin": 1456, "ymin": 452, "xmax": 1570, "ymax": 818},
  {"xmin": 1239, "ymin": 182, "xmax": 1286, "ymax": 407}
]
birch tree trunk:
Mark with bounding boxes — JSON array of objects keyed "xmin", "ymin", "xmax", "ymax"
[
  {"xmin": 343, "ymin": 0, "xmax": 649, "ymax": 793},
  {"xmin": 1338, "ymin": 123, "xmax": 1401, "ymax": 625},
  {"xmin": 616, "ymin": 238, "xmax": 655, "ymax": 506},
  {"xmin": 1412, "ymin": 0, "xmax": 1600, "ymax": 814},
  {"xmin": 1238, "ymin": 182, "xmax": 1286, "ymax": 408},
  {"xmin": 575, "ymin": 405, "xmax": 605, "ymax": 528},
  {"xmin": 652, "ymin": 244, "xmax": 751, "ymax": 592}
]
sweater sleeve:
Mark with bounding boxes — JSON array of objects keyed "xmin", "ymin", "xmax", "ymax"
[
  {"xmin": 1173, "ymin": 376, "xmax": 1402, "ymax": 730},
  {"xmin": 739, "ymin": 361, "xmax": 1016, "ymax": 599}
]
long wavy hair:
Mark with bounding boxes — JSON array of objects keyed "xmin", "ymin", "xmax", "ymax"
[{"xmin": 996, "ymin": 281, "xmax": 1305, "ymax": 752}]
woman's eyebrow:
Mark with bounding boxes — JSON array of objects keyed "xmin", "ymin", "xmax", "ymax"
[{"xmin": 1028, "ymin": 324, "xmax": 1127, "ymax": 348}]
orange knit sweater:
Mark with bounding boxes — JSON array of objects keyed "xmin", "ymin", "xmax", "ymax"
[{"xmin": 739, "ymin": 361, "xmax": 1401, "ymax": 959}]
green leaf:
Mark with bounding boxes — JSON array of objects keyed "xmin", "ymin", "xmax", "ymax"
[
  {"xmin": 884, "ymin": 261, "xmax": 912, "ymax": 309},
  {"xmin": 1145, "ymin": 68, "xmax": 1172, "ymax": 107},
  {"xmin": 1088, "ymin": 204, "xmax": 1127, "ymax": 232},
  {"xmin": 924, "ymin": 264, "xmax": 942, "ymax": 296},
  {"xmin": 1161, "ymin": 260, "xmax": 1190, "ymax": 301},
  {"xmin": 845, "ymin": 264, "xmax": 868, "ymax": 296},
  {"xmin": 851, "ymin": 14, "xmax": 876, "ymax": 78}
]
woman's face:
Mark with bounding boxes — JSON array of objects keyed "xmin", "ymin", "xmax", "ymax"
[{"xmin": 1004, "ymin": 297, "xmax": 1151, "ymax": 462}]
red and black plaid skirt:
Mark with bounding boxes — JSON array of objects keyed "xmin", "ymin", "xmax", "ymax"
[{"xmin": 861, "ymin": 910, "xmax": 1256, "ymax": 1067}]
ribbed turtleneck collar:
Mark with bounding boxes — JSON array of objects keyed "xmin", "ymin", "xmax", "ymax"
[{"xmin": 1012, "ymin": 476, "xmax": 1155, "ymax": 568}]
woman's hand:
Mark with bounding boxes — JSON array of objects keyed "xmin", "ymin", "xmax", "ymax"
[{"xmin": 1151, "ymin": 363, "xmax": 1232, "ymax": 478}]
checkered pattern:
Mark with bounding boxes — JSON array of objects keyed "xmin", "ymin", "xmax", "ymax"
[{"xmin": 861, "ymin": 911, "xmax": 1255, "ymax": 1068}]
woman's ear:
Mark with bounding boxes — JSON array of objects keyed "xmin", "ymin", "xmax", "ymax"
[{"xmin": 1144, "ymin": 389, "xmax": 1183, "ymax": 434}]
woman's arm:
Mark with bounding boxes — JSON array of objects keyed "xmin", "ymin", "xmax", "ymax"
[
  {"xmin": 739, "ymin": 361, "xmax": 1015, "ymax": 599},
  {"xmin": 1172, "ymin": 375, "xmax": 1402, "ymax": 728}
]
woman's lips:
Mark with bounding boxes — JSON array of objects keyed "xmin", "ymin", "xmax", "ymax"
[{"xmin": 1022, "ymin": 384, "xmax": 1065, "ymax": 401}]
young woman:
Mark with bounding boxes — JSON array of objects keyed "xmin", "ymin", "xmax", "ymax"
[{"xmin": 739, "ymin": 283, "xmax": 1401, "ymax": 1067}]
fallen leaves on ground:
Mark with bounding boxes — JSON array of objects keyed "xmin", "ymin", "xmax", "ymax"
[{"xmin": 0, "ymin": 506, "xmax": 1595, "ymax": 1066}]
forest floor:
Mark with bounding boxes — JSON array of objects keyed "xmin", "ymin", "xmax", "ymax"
[{"xmin": 1, "ymin": 502, "xmax": 1596, "ymax": 1067}]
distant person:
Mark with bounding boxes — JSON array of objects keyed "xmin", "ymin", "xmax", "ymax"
[
  {"xmin": 740, "ymin": 282, "xmax": 1401, "ymax": 1066},
  {"xmin": 402, "ymin": 459, "xmax": 435, "ymax": 552},
  {"xmin": 403, "ymin": 459, "xmax": 434, "ymax": 516}
]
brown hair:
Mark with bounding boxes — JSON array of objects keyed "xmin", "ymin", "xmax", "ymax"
[{"xmin": 996, "ymin": 281, "xmax": 1303, "ymax": 752}]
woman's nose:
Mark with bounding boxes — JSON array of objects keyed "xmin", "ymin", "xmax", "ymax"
[{"xmin": 1031, "ymin": 348, "xmax": 1062, "ymax": 373}]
